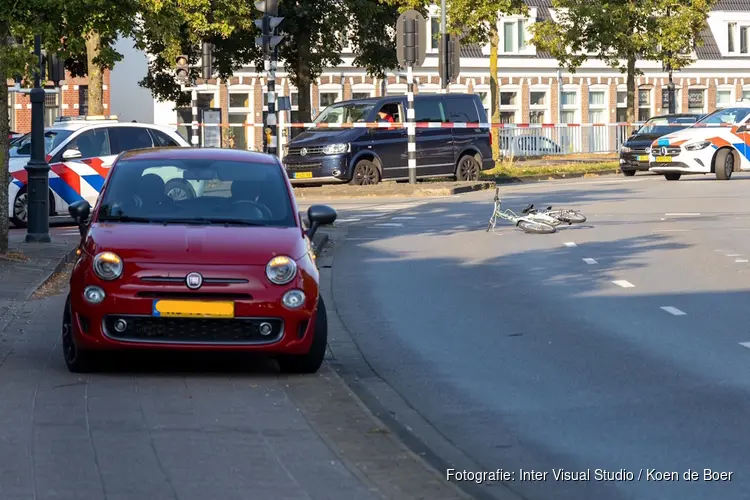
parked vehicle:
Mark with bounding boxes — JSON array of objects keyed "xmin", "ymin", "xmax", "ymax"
[
  {"xmin": 648, "ymin": 104, "xmax": 750, "ymax": 180},
  {"xmin": 7, "ymin": 115, "xmax": 191, "ymax": 228},
  {"xmin": 282, "ymin": 93, "xmax": 493, "ymax": 185},
  {"xmin": 63, "ymin": 147, "xmax": 337, "ymax": 374},
  {"xmin": 619, "ymin": 113, "xmax": 703, "ymax": 176}
]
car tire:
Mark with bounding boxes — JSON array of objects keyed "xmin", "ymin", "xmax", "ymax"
[
  {"xmin": 664, "ymin": 173, "xmax": 681, "ymax": 181},
  {"xmin": 349, "ymin": 159, "xmax": 380, "ymax": 185},
  {"xmin": 165, "ymin": 179, "xmax": 196, "ymax": 200},
  {"xmin": 10, "ymin": 187, "xmax": 56, "ymax": 228},
  {"xmin": 715, "ymin": 149, "xmax": 734, "ymax": 180},
  {"xmin": 277, "ymin": 296, "xmax": 328, "ymax": 374},
  {"xmin": 61, "ymin": 294, "xmax": 97, "ymax": 373},
  {"xmin": 622, "ymin": 169, "xmax": 636, "ymax": 177},
  {"xmin": 456, "ymin": 154, "xmax": 481, "ymax": 181}
]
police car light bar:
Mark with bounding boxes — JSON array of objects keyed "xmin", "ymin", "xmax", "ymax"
[{"xmin": 55, "ymin": 115, "xmax": 119, "ymax": 122}]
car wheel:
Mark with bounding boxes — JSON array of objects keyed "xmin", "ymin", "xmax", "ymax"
[
  {"xmin": 349, "ymin": 159, "xmax": 380, "ymax": 185},
  {"xmin": 10, "ymin": 187, "xmax": 28, "ymax": 228},
  {"xmin": 456, "ymin": 155, "xmax": 481, "ymax": 181},
  {"xmin": 715, "ymin": 149, "xmax": 734, "ymax": 180},
  {"xmin": 62, "ymin": 294, "xmax": 97, "ymax": 373},
  {"xmin": 165, "ymin": 179, "xmax": 197, "ymax": 200},
  {"xmin": 277, "ymin": 296, "xmax": 328, "ymax": 374},
  {"xmin": 622, "ymin": 169, "xmax": 636, "ymax": 177},
  {"xmin": 664, "ymin": 173, "xmax": 681, "ymax": 181}
]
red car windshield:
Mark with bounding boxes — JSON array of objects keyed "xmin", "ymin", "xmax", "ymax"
[{"xmin": 97, "ymin": 158, "xmax": 297, "ymax": 228}]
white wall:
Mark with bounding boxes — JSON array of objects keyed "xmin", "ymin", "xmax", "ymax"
[{"xmin": 110, "ymin": 37, "xmax": 154, "ymax": 123}]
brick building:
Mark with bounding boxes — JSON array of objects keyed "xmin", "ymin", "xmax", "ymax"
[
  {"xmin": 139, "ymin": 0, "xmax": 750, "ymax": 153},
  {"xmin": 6, "ymin": 70, "xmax": 111, "ymax": 133}
]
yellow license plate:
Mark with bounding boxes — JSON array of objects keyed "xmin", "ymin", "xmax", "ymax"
[
  {"xmin": 152, "ymin": 300, "xmax": 235, "ymax": 318},
  {"xmin": 294, "ymin": 172, "xmax": 313, "ymax": 179},
  {"xmin": 655, "ymin": 156, "xmax": 672, "ymax": 163},
  {"xmin": 637, "ymin": 155, "xmax": 649, "ymax": 161}
]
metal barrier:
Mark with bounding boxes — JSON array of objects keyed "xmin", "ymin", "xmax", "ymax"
[{"xmin": 170, "ymin": 121, "xmax": 731, "ymax": 158}]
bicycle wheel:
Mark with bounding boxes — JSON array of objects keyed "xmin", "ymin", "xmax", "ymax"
[
  {"xmin": 518, "ymin": 220, "xmax": 556, "ymax": 234},
  {"xmin": 486, "ymin": 215, "xmax": 496, "ymax": 232},
  {"xmin": 560, "ymin": 211, "xmax": 587, "ymax": 223},
  {"xmin": 530, "ymin": 214, "xmax": 562, "ymax": 226}
]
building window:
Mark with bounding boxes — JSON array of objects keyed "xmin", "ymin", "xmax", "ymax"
[
  {"xmin": 229, "ymin": 92, "xmax": 250, "ymax": 108},
  {"xmin": 742, "ymin": 26, "xmax": 749, "ymax": 54},
  {"xmin": 431, "ymin": 17, "xmax": 440, "ymax": 50},
  {"xmin": 475, "ymin": 88, "xmax": 490, "ymax": 115},
  {"xmin": 561, "ymin": 91, "xmax": 576, "ymax": 106},
  {"xmin": 716, "ymin": 89, "xmax": 732, "ymax": 108},
  {"xmin": 9, "ymin": 91, "xmax": 15, "ymax": 131},
  {"xmin": 559, "ymin": 90, "xmax": 578, "ymax": 123},
  {"xmin": 743, "ymin": 89, "xmax": 750, "ymax": 102},
  {"xmin": 729, "ymin": 23, "xmax": 736, "ymax": 52},
  {"xmin": 319, "ymin": 91, "xmax": 339, "ymax": 109},
  {"xmin": 78, "ymin": 86, "xmax": 88, "ymax": 115},
  {"xmin": 638, "ymin": 89, "xmax": 651, "ymax": 121},
  {"xmin": 688, "ymin": 88, "xmax": 704, "ymax": 112},
  {"xmin": 352, "ymin": 92, "xmax": 371, "ymax": 99},
  {"xmin": 228, "ymin": 91, "xmax": 252, "ymax": 150},
  {"xmin": 517, "ymin": 20, "xmax": 526, "ymax": 50},
  {"xmin": 728, "ymin": 23, "xmax": 750, "ymax": 54},
  {"xmin": 498, "ymin": 90, "xmax": 519, "ymax": 123},
  {"xmin": 616, "ymin": 90, "xmax": 628, "ymax": 122},
  {"xmin": 588, "ymin": 90, "xmax": 606, "ymax": 123},
  {"xmin": 529, "ymin": 90, "xmax": 547, "ymax": 123},
  {"xmin": 45, "ymin": 91, "xmax": 60, "ymax": 126},
  {"xmin": 661, "ymin": 88, "xmax": 681, "ymax": 112}
]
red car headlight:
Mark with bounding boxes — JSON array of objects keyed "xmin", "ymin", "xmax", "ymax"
[
  {"xmin": 93, "ymin": 252, "xmax": 123, "ymax": 280},
  {"xmin": 266, "ymin": 255, "xmax": 297, "ymax": 285}
]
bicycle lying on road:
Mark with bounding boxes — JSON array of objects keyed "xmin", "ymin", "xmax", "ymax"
[
  {"xmin": 520, "ymin": 204, "xmax": 587, "ymax": 225},
  {"xmin": 486, "ymin": 188, "xmax": 558, "ymax": 234}
]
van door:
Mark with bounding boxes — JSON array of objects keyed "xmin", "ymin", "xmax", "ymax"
[
  {"xmin": 370, "ymin": 100, "xmax": 408, "ymax": 179},
  {"xmin": 414, "ymin": 96, "xmax": 454, "ymax": 177},
  {"xmin": 443, "ymin": 95, "xmax": 488, "ymax": 170}
]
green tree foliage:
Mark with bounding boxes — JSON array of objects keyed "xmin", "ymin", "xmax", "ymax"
[
  {"xmin": 381, "ymin": 0, "xmax": 528, "ymax": 161},
  {"xmin": 137, "ymin": 0, "xmax": 400, "ymax": 123},
  {"xmin": 531, "ymin": 0, "xmax": 716, "ymax": 123}
]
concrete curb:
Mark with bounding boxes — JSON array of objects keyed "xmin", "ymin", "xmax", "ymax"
[
  {"xmin": 492, "ymin": 169, "xmax": 620, "ymax": 184},
  {"xmin": 23, "ymin": 246, "xmax": 78, "ymax": 301},
  {"xmin": 293, "ymin": 181, "xmax": 494, "ymax": 200}
]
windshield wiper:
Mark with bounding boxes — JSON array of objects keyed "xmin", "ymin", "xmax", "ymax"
[{"xmin": 161, "ymin": 218, "xmax": 266, "ymax": 227}]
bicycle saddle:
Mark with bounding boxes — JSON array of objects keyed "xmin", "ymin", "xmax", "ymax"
[
  {"xmin": 521, "ymin": 204, "xmax": 534, "ymax": 214},
  {"xmin": 546, "ymin": 206, "xmax": 552, "ymax": 211}
]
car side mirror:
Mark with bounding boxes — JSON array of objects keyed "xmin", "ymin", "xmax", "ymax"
[
  {"xmin": 68, "ymin": 200, "xmax": 91, "ymax": 236},
  {"xmin": 306, "ymin": 204, "xmax": 337, "ymax": 240},
  {"xmin": 62, "ymin": 148, "xmax": 82, "ymax": 160}
]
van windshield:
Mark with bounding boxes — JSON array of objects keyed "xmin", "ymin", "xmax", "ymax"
[{"xmin": 313, "ymin": 103, "xmax": 375, "ymax": 125}]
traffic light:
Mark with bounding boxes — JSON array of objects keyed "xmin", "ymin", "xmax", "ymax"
[
  {"xmin": 175, "ymin": 55, "xmax": 189, "ymax": 85},
  {"xmin": 201, "ymin": 42, "xmax": 213, "ymax": 80},
  {"xmin": 47, "ymin": 53, "xmax": 66, "ymax": 85},
  {"xmin": 396, "ymin": 10, "xmax": 426, "ymax": 69},
  {"xmin": 438, "ymin": 35, "xmax": 461, "ymax": 85},
  {"xmin": 254, "ymin": 0, "xmax": 285, "ymax": 54}
]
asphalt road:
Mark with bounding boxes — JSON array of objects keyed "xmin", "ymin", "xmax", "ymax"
[{"xmin": 330, "ymin": 172, "xmax": 750, "ymax": 500}]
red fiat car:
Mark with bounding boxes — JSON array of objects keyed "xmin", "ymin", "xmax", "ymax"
[{"xmin": 62, "ymin": 147, "xmax": 337, "ymax": 374}]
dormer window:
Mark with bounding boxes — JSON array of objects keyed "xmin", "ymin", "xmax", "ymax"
[
  {"xmin": 501, "ymin": 19, "xmax": 527, "ymax": 53},
  {"xmin": 728, "ymin": 23, "xmax": 749, "ymax": 54},
  {"xmin": 430, "ymin": 17, "xmax": 440, "ymax": 50}
]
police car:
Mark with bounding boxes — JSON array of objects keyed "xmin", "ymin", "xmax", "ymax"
[
  {"xmin": 8, "ymin": 116, "xmax": 193, "ymax": 227},
  {"xmin": 647, "ymin": 102, "xmax": 750, "ymax": 181}
]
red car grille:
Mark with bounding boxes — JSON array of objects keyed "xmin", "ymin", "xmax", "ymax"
[{"xmin": 103, "ymin": 315, "xmax": 284, "ymax": 344}]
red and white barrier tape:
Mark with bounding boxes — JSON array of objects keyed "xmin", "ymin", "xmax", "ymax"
[{"xmin": 169, "ymin": 121, "xmax": 734, "ymax": 129}]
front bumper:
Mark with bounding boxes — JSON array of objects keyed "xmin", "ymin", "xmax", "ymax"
[
  {"xmin": 283, "ymin": 153, "xmax": 351, "ymax": 184},
  {"xmin": 648, "ymin": 149, "xmax": 712, "ymax": 174},
  {"xmin": 619, "ymin": 152, "xmax": 651, "ymax": 171}
]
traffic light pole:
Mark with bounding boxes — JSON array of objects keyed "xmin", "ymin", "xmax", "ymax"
[
  {"xmin": 440, "ymin": 0, "xmax": 448, "ymax": 93},
  {"xmin": 191, "ymin": 87, "xmax": 199, "ymax": 147},
  {"xmin": 265, "ymin": 38, "xmax": 278, "ymax": 156},
  {"xmin": 25, "ymin": 33, "xmax": 51, "ymax": 243},
  {"xmin": 404, "ymin": 17, "xmax": 417, "ymax": 184}
]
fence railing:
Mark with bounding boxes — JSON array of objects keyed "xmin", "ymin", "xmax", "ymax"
[{"xmin": 170, "ymin": 121, "xmax": 728, "ymax": 158}]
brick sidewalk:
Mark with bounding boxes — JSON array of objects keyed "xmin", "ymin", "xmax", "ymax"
[{"xmin": 0, "ymin": 231, "xmax": 77, "ymax": 335}]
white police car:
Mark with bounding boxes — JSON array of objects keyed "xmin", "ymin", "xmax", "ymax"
[{"xmin": 8, "ymin": 116, "xmax": 194, "ymax": 227}]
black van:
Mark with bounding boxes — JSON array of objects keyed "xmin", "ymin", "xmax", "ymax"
[{"xmin": 282, "ymin": 93, "xmax": 493, "ymax": 185}]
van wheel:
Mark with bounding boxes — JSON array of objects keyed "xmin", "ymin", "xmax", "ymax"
[
  {"xmin": 456, "ymin": 155, "xmax": 481, "ymax": 181},
  {"xmin": 349, "ymin": 160, "xmax": 380, "ymax": 185}
]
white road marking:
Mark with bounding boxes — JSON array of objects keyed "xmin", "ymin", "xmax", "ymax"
[
  {"xmin": 564, "ymin": 242, "xmax": 577, "ymax": 247},
  {"xmin": 345, "ymin": 237, "xmax": 378, "ymax": 240},
  {"xmin": 665, "ymin": 212, "xmax": 700, "ymax": 216},
  {"xmin": 336, "ymin": 218, "xmax": 361, "ymax": 223},
  {"xmin": 736, "ymin": 259, "xmax": 749, "ymax": 263},
  {"xmin": 372, "ymin": 223, "xmax": 403, "ymax": 227},
  {"xmin": 612, "ymin": 280, "xmax": 635, "ymax": 288},
  {"xmin": 582, "ymin": 258, "xmax": 598, "ymax": 264},
  {"xmin": 739, "ymin": 342, "xmax": 750, "ymax": 349},
  {"xmin": 726, "ymin": 253, "xmax": 742, "ymax": 257},
  {"xmin": 715, "ymin": 249, "xmax": 727, "ymax": 253},
  {"xmin": 660, "ymin": 306, "xmax": 686, "ymax": 316},
  {"xmin": 390, "ymin": 216, "xmax": 416, "ymax": 220},
  {"xmin": 651, "ymin": 229, "xmax": 688, "ymax": 232}
]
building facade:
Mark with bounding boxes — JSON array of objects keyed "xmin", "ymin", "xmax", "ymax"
[
  {"xmin": 5, "ymin": 70, "xmax": 112, "ymax": 134},
  {"xmin": 143, "ymin": 0, "xmax": 750, "ymax": 152}
]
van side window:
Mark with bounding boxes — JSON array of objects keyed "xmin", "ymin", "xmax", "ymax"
[
  {"xmin": 377, "ymin": 103, "xmax": 401, "ymax": 122},
  {"xmin": 444, "ymin": 97, "xmax": 480, "ymax": 123},
  {"xmin": 414, "ymin": 98, "xmax": 446, "ymax": 122}
]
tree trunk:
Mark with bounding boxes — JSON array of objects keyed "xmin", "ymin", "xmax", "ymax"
[
  {"xmin": 489, "ymin": 28, "xmax": 500, "ymax": 163},
  {"xmin": 296, "ymin": 35, "xmax": 313, "ymax": 124},
  {"xmin": 626, "ymin": 54, "xmax": 636, "ymax": 126},
  {"xmin": 0, "ymin": 26, "xmax": 11, "ymax": 254},
  {"xmin": 85, "ymin": 31, "xmax": 105, "ymax": 115}
]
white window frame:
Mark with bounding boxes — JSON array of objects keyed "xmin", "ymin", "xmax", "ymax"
[
  {"xmin": 658, "ymin": 86, "xmax": 682, "ymax": 114},
  {"xmin": 687, "ymin": 87, "xmax": 707, "ymax": 114},
  {"xmin": 560, "ymin": 85, "xmax": 579, "ymax": 124},
  {"xmin": 351, "ymin": 84, "xmax": 375, "ymax": 100},
  {"xmin": 385, "ymin": 84, "xmax": 407, "ymax": 96},
  {"xmin": 637, "ymin": 87, "xmax": 653, "ymax": 122},
  {"xmin": 716, "ymin": 86, "xmax": 734, "ymax": 108},
  {"xmin": 742, "ymin": 85, "xmax": 750, "ymax": 102},
  {"xmin": 8, "ymin": 89, "xmax": 15, "ymax": 131},
  {"xmin": 529, "ymin": 86, "xmax": 549, "ymax": 124},
  {"xmin": 448, "ymin": 84, "xmax": 467, "ymax": 93},
  {"xmin": 498, "ymin": 86, "xmax": 521, "ymax": 123},
  {"xmin": 727, "ymin": 22, "xmax": 750, "ymax": 55},
  {"xmin": 317, "ymin": 84, "xmax": 342, "ymax": 116},
  {"xmin": 497, "ymin": 14, "xmax": 534, "ymax": 55},
  {"xmin": 418, "ymin": 83, "xmax": 440, "ymax": 95},
  {"xmin": 227, "ymin": 85, "xmax": 254, "ymax": 150},
  {"xmin": 587, "ymin": 86, "xmax": 608, "ymax": 124},
  {"xmin": 474, "ymin": 85, "xmax": 491, "ymax": 115},
  {"xmin": 428, "ymin": 15, "xmax": 441, "ymax": 53}
]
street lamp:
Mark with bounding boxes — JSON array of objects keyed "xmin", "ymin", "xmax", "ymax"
[{"xmin": 25, "ymin": 34, "xmax": 51, "ymax": 243}]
